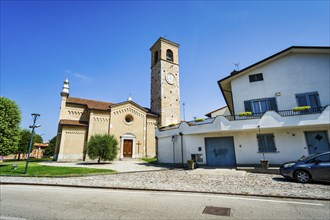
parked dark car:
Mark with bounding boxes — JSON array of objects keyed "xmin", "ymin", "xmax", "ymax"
[{"xmin": 280, "ymin": 151, "xmax": 330, "ymax": 183}]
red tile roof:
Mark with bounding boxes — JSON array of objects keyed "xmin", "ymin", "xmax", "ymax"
[
  {"xmin": 34, "ymin": 143, "xmax": 49, "ymax": 147},
  {"xmin": 67, "ymin": 97, "xmax": 112, "ymax": 110}
]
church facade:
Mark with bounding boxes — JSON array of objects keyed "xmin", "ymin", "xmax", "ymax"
[{"xmin": 54, "ymin": 37, "xmax": 181, "ymax": 161}]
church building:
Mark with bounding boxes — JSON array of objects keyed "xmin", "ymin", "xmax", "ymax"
[{"xmin": 54, "ymin": 37, "xmax": 181, "ymax": 161}]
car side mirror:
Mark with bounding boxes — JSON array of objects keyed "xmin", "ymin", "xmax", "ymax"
[{"xmin": 314, "ymin": 159, "xmax": 321, "ymax": 164}]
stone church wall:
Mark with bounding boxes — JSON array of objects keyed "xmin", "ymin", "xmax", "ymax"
[
  {"xmin": 146, "ymin": 117, "xmax": 157, "ymax": 157},
  {"xmin": 58, "ymin": 126, "xmax": 86, "ymax": 161},
  {"xmin": 62, "ymin": 104, "xmax": 89, "ymax": 122},
  {"xmin": 110, "ymin": 103, "xmax": 146, "ymax": 157},
  {"xmin": 87, "ymin": 110, "xmax": 111, "ymax": 140}
]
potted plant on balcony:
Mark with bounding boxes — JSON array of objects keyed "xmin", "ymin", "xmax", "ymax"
[
  {"xmin": 260, "ymin": 152, "xmax": 269, "ymax": 169},
  {"xmin": 238, "ymin": 111, "xmax": 252, "ymax": 117},
  {"xmin": 257, "ymin": 125, "xmax": 269, "ymax": 169},
  {"xmin": 187, "ymin": 159, "xmax": 196, "ymax": 170},
  {"xmin": 292, "ymin": 106, "xmax": 311, "ymax": 114},
  {"xmin": 194, "ymin": 118, "xmax": 205, "ymax": 122}
]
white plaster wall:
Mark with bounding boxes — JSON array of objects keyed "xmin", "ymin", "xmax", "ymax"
[
  {"xmin": 232, "ymin": 53, "xmax": 330, "ymax": 114},
  {"xmin": 235, "ymin": 127, "xmax": 330, "ymax": 165},
  {"xmin": 158, "ymin": 127, "xmax": 329, "ymax": 166},
  {"xmin": 234, "ymin": 130, "xmax": 307, "ymax": 165},
  {"xmin": 156, "ymin": 108, "xmax": 330, "ymax": 165},
  {"xmin": 210, "ymin": 107, "xmax": 230, "ymax": 117},
  {"xmin": 157, "ymin": 136, "xmax": 175, "ymax": 163},
  {"xmin": 183, "ymin": 134, "xmax": 206, "ymax": 163}
]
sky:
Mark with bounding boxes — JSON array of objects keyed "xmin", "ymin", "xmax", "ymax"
[{"xmin": 1, "ymin": 0, "xmax": 329, "ymax": 142}]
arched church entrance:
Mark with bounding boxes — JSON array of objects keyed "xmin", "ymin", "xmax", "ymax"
[{"xmin": 120, "ymin": 133, "xmax": 136, "ymax": 159}]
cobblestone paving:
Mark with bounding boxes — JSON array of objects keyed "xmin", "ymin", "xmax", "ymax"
[{"xmin": 1, "ymin": 169, "xmax": 329, "ymax": 199}]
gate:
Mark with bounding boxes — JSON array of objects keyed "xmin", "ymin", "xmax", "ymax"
[{"xmin": 205, "ymin": 137, "xmax": 236, "ymax": 167}]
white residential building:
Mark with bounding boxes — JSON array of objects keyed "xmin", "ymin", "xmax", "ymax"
[{"xmin": 156, "ymin": 46, "xmax": 330, "ymax": 167}]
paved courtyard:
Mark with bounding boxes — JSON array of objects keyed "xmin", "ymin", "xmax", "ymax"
[{"xmin": 1, "ymin": 160, "xmax": 329, "ymax": 200}]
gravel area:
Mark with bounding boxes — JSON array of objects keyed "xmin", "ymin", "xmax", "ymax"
[{"xmin": 1, "ymin": 168, "xmax": 329, "ymax": 200}]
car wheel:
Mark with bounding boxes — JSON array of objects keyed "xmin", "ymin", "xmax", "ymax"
[{"xmin": 294, "ymin": 170, "xmax": 312, "ymax": 183}]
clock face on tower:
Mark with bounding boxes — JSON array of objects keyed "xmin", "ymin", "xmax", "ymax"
[{"xmin": 165, "ymin": 73, "xmax": 175, "ymax": 85}]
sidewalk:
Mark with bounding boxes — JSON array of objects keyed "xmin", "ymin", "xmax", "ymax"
[{"xmin": 1, "ymin": 160, "xmax": 329, "ymax": 200}]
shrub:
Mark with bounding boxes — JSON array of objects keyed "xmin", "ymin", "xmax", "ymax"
[
  {"xmin": 87, "ymin": 134, "xmax": 118, "ymax": 163},
  {"xmin": 168, "ymin": 123, "xmax": 176, "ymax": 127}
]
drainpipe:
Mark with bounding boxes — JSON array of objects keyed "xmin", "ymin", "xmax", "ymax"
[
  {"xmin": 172, "ymin": 135, "xmax": 175, "ymax": 164},
  {"xmin": 179, "ymin": 132, "xmax": 184, "ymax": 167},
  {"xmin": 155, "ymin": 136, "xmax": 158, "ymax": 159}
]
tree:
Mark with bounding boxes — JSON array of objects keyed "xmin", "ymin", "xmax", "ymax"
[
  {"xmin": 0, "ymin": 97, "xmax": 21, "ymax": 156},
  {"xmin": 87, "ymin": 134, "xmax": 118, "ymax": 163},
  {"xmin": 16, "ymin": 129, "xmax": 43, "ymax": 160},
  {"xmin": 44, "ymin": 136, "xmax": 56, "ymax": 157}
]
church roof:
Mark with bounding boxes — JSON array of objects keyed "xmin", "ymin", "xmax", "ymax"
[
  {"xmin": 67, "ymin": 97, "xmax": 112, "ymax": 110},
  {"xmin": 66, "ymin": 97, "xmax": 159, "ymax": 116}
]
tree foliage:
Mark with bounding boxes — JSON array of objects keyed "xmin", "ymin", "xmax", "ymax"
[
  {"xmin": 16, "ymin": 129, "xmax": 43, "ymax": 160},
  {"xmin": 87, "ymin": 134, "xmax": 118, "ymax": 163},
  {"xmin": 44, "ymin": 136, "xmax": 57, "ymax": 157},
  {"xmin": 0, "ymin": 97, "xmax": 21, "ymax": 156}
]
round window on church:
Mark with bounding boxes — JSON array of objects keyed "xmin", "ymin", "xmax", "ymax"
[{"xmin": 125, "ymin": 115, "xmax": 134, "ymax": 124}]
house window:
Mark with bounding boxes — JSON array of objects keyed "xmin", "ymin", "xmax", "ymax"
[
  {"xmin": 295, "ymin": 92, "xmax": 321, "ymax": 108},
  {"xmin": 166, "ymin": 49, "xmax": 173, "ymax": 62},
  {"xmin": 257, "ymin": 134, "xmax": 276, "ymax": 152},
  {"xmin": 244, "ymin": 97, "xmax": 277, "ymax": 114},
  {"xmin": 249, "ymin": 73, "xmax": 263, "ymax": 82}
]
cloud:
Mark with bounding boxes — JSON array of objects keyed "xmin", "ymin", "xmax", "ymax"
[
  {"xmin": 65, "ymin": 69, "xmax": 92, "ymax": 83},
  {"xmin": 74, "ymin": 73, "xmax": 91, "ymax": 82}
]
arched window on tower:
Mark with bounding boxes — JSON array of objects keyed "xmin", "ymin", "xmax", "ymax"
[
  {"xmin": 166, "ymin": 49, "xmax": 173, "ymax": 62},
  {"xmin": 154, "ymin": 51, "xmax": 159, "ymax": 64}
]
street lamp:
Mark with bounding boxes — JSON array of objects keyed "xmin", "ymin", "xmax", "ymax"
[{"xmin": 24, "ymin": 113, "xmax": 41, "ymax": 174}]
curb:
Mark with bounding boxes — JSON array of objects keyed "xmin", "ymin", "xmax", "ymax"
[{"xmin": 1, "ymin": 182, "xmax": 329, "ymax": 201}]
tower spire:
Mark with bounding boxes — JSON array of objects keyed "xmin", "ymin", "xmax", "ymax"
[{"xmin": 61, "ymin": 78, "xmax": 69, "ymax": 97}]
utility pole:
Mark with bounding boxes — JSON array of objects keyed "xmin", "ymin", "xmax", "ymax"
[{"xmin": 24, "ymin": 113, "xmax": 41, "ymax": 174}]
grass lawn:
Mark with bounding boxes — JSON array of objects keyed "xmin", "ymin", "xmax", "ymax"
[{"xmin": 0, "ymin": 159, "xmax": 116, "ymax": 177}]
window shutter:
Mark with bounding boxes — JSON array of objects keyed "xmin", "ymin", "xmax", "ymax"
[
  {"xmin": 244, "ymin": 100, "xmax": 252, "ymax": 112},
  {"xmin": 308, "ymin": 93, "xmax": 320, "ymax": 108},
  {"xmin": 296, "ymin": 94, "xmax": 307, "ymax": 106},
  {"xmin": 268, "ymin": 97, "xmax": 278, "ymax": 111}
]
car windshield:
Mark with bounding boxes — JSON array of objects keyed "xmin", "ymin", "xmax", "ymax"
[{"xmin": 297, "ymin": 154, "xmax": 318, "ymax": 162}]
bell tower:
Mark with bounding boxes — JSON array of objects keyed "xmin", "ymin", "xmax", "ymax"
[{"xmin": 150, "ymin": 37, "xmax": 181, "ymax": 127}]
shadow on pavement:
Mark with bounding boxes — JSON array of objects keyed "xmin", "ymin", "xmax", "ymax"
[
  {"xmin": 136, "ymin": 162, "xmax": 183, "ymax": 169},
  {"xmin": 77, "ymin": 162, "xmax": 113, "ymax": 165},
  {"xmin": 272, "ymin": 177, "xmax": 330, "ymax": 185}
]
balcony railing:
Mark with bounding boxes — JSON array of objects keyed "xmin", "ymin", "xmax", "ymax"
[{"xmin": 224, "ymin": 106, "xmax": 328, "ymax": 121}]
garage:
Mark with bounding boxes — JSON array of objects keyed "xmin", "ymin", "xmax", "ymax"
[{"xmin": 205, "ymin": 137, "xmax": 236, "ymax": 167}]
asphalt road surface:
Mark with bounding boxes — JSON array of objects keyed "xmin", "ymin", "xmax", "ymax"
[{"xmin": 1, "ymin": 185, "xmax": 329, "ymax": 219}]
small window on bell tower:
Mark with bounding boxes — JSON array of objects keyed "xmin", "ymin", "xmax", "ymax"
[
  {"xmin": 166, "ymin": 49, "xmax": 173, "ymax": 62},
  {"xmin": 154, "ymin": 51, "xmax": 159, "ymax": 64}
]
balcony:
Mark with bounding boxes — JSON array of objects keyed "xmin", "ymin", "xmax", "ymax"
[
  {"xmin": 225, "ymin": 106, "xmax": 328, "ymax": 121},
  {"xmin": 157, "ymin": 106, "xmax": 329, "ymax": 136}
]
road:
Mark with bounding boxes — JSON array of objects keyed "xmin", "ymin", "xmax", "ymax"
[{"xmin": 1, "ymin": 185, "xmax": 329, "ymax": 219}]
